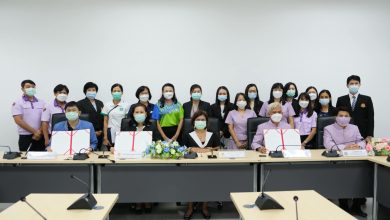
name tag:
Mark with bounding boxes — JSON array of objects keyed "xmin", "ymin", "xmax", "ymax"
[
  {"xmin": 115, "ymin": 152, "xmax": 143, "ymax": 159},
  {"xmin": 341, "ymin": 150, "xmax": 368, "ymax": 157},
  {"xmin": 219, "ymin": 150, "xmax": 246, "ymax": 158},
  {"xmin": 283, "ymin": 150, "xmax": 312, "ymax": 158},
  {"xmin": 27, "ymin": 152, "xmax": 57, "ymax": 160}
]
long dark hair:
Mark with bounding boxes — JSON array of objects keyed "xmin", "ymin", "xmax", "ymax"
[
  {"xmin": 215, "ymin": 86, "xmax": 231, "ymax": 105},
  {"xmin": 297, "ymin": 92, "xmax": 314, "ymax": 118},
  {"xmin": 233, "ymin": 93, "xmax": 250, "ymax": 110},
  {"xmin": 158, "ymin": 83, "xmax": 178, "ymax": 108},
  {"xmin": 316, "ymin": 89, "xmax": 335, "ymax": 112},
  {"xmin": 268, "ymin": 83, "xmax": 286, "ymax": 105},
  {"xmin": 305, "ymin": 86, "xmax": 319, "ymax": 109},
  {"xmin": 283, "ymin": 82, "xmax": 298, "ymax": 99},
  {"xmin": 245, "ymin": 83, "xmax": 261, "ymax": 104}
]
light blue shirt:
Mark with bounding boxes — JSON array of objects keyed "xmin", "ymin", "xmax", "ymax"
[{"xmin": 52, "ymin": 120, "xmax": 98, "ymax": 150}]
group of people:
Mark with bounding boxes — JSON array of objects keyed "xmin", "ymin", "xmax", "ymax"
[{"xmin": 11, "ymin": 75, "xmax": 374, "ymax": 218}]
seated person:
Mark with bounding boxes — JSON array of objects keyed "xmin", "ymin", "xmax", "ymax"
[
  {"xmin": 182, "ymin": 110, "xmax": 220, "ymax": 219},
  {"xmin": 251, "ymin": 102, "xmax": 290, "ymax": 153},
  {"xmin": 47, "ymin": 101, "xmax": 97, "ymax": 152}
]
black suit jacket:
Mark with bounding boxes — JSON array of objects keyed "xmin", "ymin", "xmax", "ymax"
[
  {"xmin": 210, "ymin": 102, "xmax": 235, "ymax": 138},
  {"xmin": 183, "ymin": 100, "xmax": 211, "ymax": 119},
  {"xmin": 77, "ymin": 98, "xmax": 104, "ymax": 132},
  {"xmin": 336, "ymin": 94, "xmax": 374, "ymax": 138}
]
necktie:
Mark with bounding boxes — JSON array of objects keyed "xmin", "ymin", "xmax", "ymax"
[{"xmin": 352, "ymin": 96, "xmax": 356, "ymax": 111}]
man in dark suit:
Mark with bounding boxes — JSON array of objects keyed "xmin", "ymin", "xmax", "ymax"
[
  {"xmin": 336, "ymin": 74, "xmax": 374, "ymax": 217},
  {"xmin": 77, "ymin": 82, "xmax": 104, "ymax": 150}
]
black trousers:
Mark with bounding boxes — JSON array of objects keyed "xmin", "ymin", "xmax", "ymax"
[
  {"xmin": 161, "ymin": 126, "xmax": 181, "ymax": 145},
  {"xmin": 300, "ymin": 135, "xmax": 316, "ymax": 149},
  {"xmin": 18, "ymin": 135, "xmax": 45, "ymax": 151}
]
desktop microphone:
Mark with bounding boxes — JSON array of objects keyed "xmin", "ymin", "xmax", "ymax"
[
  {"xmin": 91, "ymin": 149, "xmax": 115, "ymax": 163},
  {"xmin": 73, "ymin": 148, "xmax": 90, "ymax": 160},
  {"xmin": 20, "ymin": 197, "xmax": 47, "ymax": 220},
  {"xmin": 293, "ymin": 196, "xmax": 299, "ymax": 220},
  {"xmin": 67, "ymin": 174, "xmax": 97, "ymax": 210},
  {"xmin": 322, "ymin": 137, "xmax": 365, "ymax": 157},
  {"xmin": 269, "ymin": 145, "xmax": 303, "ymax": 158},
  {"xmin": 255, "ymin": 170, "xmax": 284, "ymax": 210},
  {"xmin": 0, "ymin": 146, "xmax": 22, "ymax": 159}
]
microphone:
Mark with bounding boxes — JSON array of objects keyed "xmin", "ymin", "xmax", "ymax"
[
  {"xmin": 20, "ymin": 197, "xmax": 47, "ymax": 220},
  {"xmin": 92, "ymin": 149, "xmax": 115, "ymax": 163},
  {"xmin": 255, "ymin": 170, "xmax": 284, "ymax": 210},
  {"xmin": 269, "ymin": 145, "xmax": 303, "ymax": 158},
  {"xmin": 293, "ymin": 196, "xmax": 299, "ymax": 220},
  {"xmin": 322, "ymin": 137, "xmax": 365, "ymax": 157},
  {"xmin": 68, "ymin": 174, "xmax": 97, "ymax": 210},
  {"xmin": 21, "ymin": 143, "xmax": 33, "ymax": 159},
  {"xmin": 73, "ymin": 148, "xmax": 90, "ymax": 160},
  {"xmin": 0, "ymin": 146, "xmax": 22, "ymax": 159}
]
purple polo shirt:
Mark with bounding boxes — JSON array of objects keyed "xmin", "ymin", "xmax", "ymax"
[
  {"xmin": 225, "ymin": 109, "xmax": 257, "ymax": 149},
  {"xmin": 323, "ymin": 123, "xmax": 366, "ymax": 150},
  {"xmin": 12, "ymin": 95, "xmax": 46, "ymax": 135},
  {"xmin": 259, "ymin": 102, "xmax": 295, "ymax": 124},
  {"xmin": 251, "ymin": 120, "xmax": 291, "ymax": 150},
  {"xmin": 293, "ymin": 111, "xmax": 317, "ymax": 136},
  {"xmin": 41, "ymin": 99, "xmax": 66, "ymax": 133}
]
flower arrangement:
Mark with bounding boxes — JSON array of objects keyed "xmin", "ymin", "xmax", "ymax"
[
  {"xmin": 366, "ymin": 138, "xmax": 390, "ymax": 156},
  {"xmin": 144, "ymin": 140, "xmax": 188, "ymax": 159}
]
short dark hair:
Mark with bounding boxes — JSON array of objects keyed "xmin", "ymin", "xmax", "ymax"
[
  {"xmin": 65, "ymin": 101, "xmax": 80, "ymax": 110},
  {"xmin": 135, "ymin": 86, "xmax": 152, "ymax": 100},
  {"xmin": 267, "ymin": 83, "xmax": 285, "ymax": 105},
  {"xmin": 53, "ymin": 84, "xmax": 69, "ymax": 94},
  {"xmin": 21, "ymin": 80, "xmax": 35, "ymax": 88},
  {"xmin": 233, "ymin": 92, "xmax": 249, "ymax": 110},
  {"xmin": 335, "ymin": 106, "xmax": 351, "ymax": 116},
  {"xmin": 190, "ymin": 84, "xmax": 202, "ymax": 93},
  {"xmin": 111, "ymin": 83, "xmax": 123, "ymax": 92},
  {"xmin": 129, "ymin": 103, "xmax": 151, "ymax": 125},
  {"xmin": 347, "ymin": 75, "xmax": 361, "ymax": 85},
  {"xmin": 215, "ymin": 86, "xmax": 231, "ymax": 104},
  {"xmin": 190, "ymin": 110, "xmax": 209, "ymax": 127},
  {"xmin": 283, "ymin": 82, "xmax": 299, "ymax": 99},
  {"xmin": 83, "ymin": 82, "xmax": 98, "ymax": 94}
]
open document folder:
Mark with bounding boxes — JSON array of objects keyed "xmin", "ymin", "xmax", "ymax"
[{"xmin": 51, "ymin": 129, "xmax": 90, "ymax": 155}]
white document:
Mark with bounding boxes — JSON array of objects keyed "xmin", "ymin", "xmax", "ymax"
[
  {"xmin": 341, "ymin": 150, "xmax": 368, "ymax": 157},
  {"xmin": 114, "ymin": 131, "xmax": 153, "ymax": 159},
  {"xmin": 219, "ymin": 150, "xmax": 246, "ymax": 158},
  {"xmin": 283, "ymin": 150, "xmax": 312, "ymax": 158},
  {"xmin": 264, "ymin": 129, "xmax": 301, "ymax": 151},
  {"xmin": 27, "ymin": 152, "xmax": 57, "ymax": 160},
  {"xmin": 51, "ymin": 129, "xmax": 90, "ymax": 155}
]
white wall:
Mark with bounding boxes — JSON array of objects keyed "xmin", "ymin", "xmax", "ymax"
[{"xmin": 1, "ymin": 0, "xmax": 389, "ymax": 150}]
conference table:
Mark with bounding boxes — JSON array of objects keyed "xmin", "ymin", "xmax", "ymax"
[{"xmin": 1, "ymin": 150, "xmax": 389, "ymax": 219}]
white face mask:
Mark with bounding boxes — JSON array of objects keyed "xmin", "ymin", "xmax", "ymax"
[
  {"xmin": 271, "ymin": 113, "xmax": 283, "ymax": 123},
  {"xmin": 163, "ymin": 92, "xmax": 174, "ymax": 100},
  {"xmin": 299, "ymin": 100, "xmax": 309, "ymax": 108},
  {"xmin": 139, "ymin": 94, "xmax": 149, "ymax": 102},
  {"xmin": 308, "ymin": 93, "xmax": 317, "ymax": 101},
  {"xmin": 56, "ymin": 94, "xmax": 68, "ymax": 102},
  {"xmin": 273, "ymin": 91, "xmax": 283, "ymax": 99},
  {"xmin": 236, "ymin": 101, "xmax": 247, "ymax": 109}
]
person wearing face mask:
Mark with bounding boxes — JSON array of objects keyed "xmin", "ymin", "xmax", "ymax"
[
  {"xmin": 182, "ymin": 110, "xmax": 219, "ymax": 220},
  {"xmin": 315, "ymin": 90, "xmax": 336, "ymax": 117},
  {"xmin": 259, "ymin": 83, "xmax": 295, "ymax": 128},
  {"xmin": 323, "ymin": 106, "xmax": 366, "ymax": 216},
  {"xmin": 102, "ymin": 83, "xmax": 130, "ymax": 149},
  {"xmin": 336, "ymin": 75, "xmax": 374, "ymax": 143},
  {"xmin": 41, "ymin": 84, "xmax": 69, "ymax": 147},
  {"xmin": 210, "ymin": 86, "xmax": 235, "ymax": 147},
  {"xmin": 152, "ymin": 83, "xmax": 184, "ymax": 144},
  {"xmin": 305, "ymin": 86, "xmax": 319, "ymax": 110},
  {"xmin": 47, "ymin": 101, "xmax": 97, "ymax": 152},
  {"xmin": 244, "ymin": 84, "xmax": 263, "ymax": 117},
  {"xmin": 77, "ymin": 82, "xmax": 104, "ymax": 150},
  {"xmin": 251, "ymin": 102, "xmax": 290, "ymax": 153},
  {"xmin": 283, "ymin": 82, "xmax": 300, "ymax": 116},
  {"xmin": 127, "ymin": 86, "xmax": 154, "ymax": 118},
  {"xmin": 293, "ymin": 93, "xmax": 318, "ymax": 149},
  {"xmin": 183, "ymin": 84, "xmax": 211, "ymax": 119},
  {"xmin": 225, "ymin": 93, "xmax": 257, "ymax": 149},
  {"xmin": 12, "ymin": 79, "xmax": 46, "ymax": 151}
]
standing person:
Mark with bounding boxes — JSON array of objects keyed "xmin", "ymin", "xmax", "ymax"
[
  {"xmin": 77, "ymin": 82, "xmax": 105, "ymax": 150},
  {"xmin": 305, "ymin": 86, "xmax": 319, "ymax": 110},
  {"xmin": 225, "ymin": 93, "xmax": 257, "ymax": 149},
  {"xmin": 41, "ymin": 84, "xmax": 69, "ymax": 147},
  {"xmin": 152, "ymin": 83, "xmax": 184, "ymax": 144},
  {"xmin": 183, "ymin": 84, "xmax": 211, "ymax": 119},
  {"xmin": 293, "ymin": 93, "xmax": 317, "ymax": 149},
  {"xmin": 283, "ymin": 82, "xmax": 300, "ymax": 116},
  {"xmin": 315, "ymin": 90, "xmax": 336, "ymax": 117},
  {"xmin": 102, "ymin": 83, "xmax": 130, "ymax": 149},
  {"xmin": 12, "ymin": 80, "xmax": 46, "ymax": 151},
  {"xmin": 127, "ymin": 85, "xmax": 154, "ymax": 118},
  {"xmin": 244, "ymin": 83, "xmax": 263, "ymax": 117}
]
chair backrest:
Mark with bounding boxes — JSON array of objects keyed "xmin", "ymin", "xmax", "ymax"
[
  {"xmin": 317, "ymin": 116, "xmax": 336, "ymax": 149},
  {"xmin": 247, "ymin": 117, "xmax": 270, "ymax": 148},
  {"xmin": 51, "ymin": 113, "xmax": 89, "ymax": 131},
  {"xmin": 182, "ymin": 117, "xmax": 220, "ymax": 139}
]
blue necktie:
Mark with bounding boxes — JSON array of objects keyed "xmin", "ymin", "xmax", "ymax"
[{"xmin": 352, "ymin": 96, "xmax": 356, "ymax": 111}]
